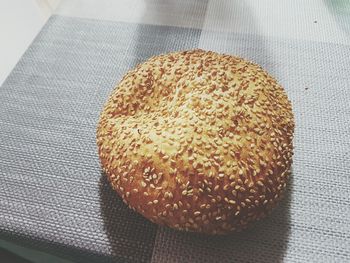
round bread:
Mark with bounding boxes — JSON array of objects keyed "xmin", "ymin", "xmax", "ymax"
[{"xmin": 97, "ymin": 49, "xmax": 294, "ymax": 234}]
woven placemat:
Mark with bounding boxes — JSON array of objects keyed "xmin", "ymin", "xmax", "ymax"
[{"xmin": 1, "ymin": 14, "xmax": 349, "ymax": 262}]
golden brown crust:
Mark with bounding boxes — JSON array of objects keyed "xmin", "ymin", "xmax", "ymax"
[{"xmin": 97, "ymin": 49, "xmax": 294, "ymax": 234}]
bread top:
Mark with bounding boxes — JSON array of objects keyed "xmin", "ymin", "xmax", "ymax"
[{"xmin": 97, "ymin": 49, "xmax": 294, "ymax": 234}]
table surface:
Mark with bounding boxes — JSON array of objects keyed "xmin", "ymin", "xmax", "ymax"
[{"xmin": 1, "ymin": 1, "xmax": 350, "ymax": 262}]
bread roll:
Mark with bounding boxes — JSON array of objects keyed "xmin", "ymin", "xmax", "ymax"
[{"xmin": 97, "ymin": 49, "xmax": 294, "ymax": 234}]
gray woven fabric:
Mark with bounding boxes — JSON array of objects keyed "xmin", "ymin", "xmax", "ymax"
[
  {"xmin": 1, "ymin": 14, "xmax": 350, "ymax": 263},
  {"xmin": 0, "ymin": 15, "xmax": 201, "ymax": 262}
]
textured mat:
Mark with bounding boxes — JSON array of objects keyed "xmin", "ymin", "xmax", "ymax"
[
  {"xmin": 0, "ymin": 15, "xmax": 201, "ymax": 263},
  {"xmin": 0, "ymin": 14, "xmax": 349, "ymax": 262}
]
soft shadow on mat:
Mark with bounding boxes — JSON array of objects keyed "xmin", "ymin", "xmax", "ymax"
[
  {"xmin": 152, "ymin": 175, "xmax": 293, "ymax": 263},
  {"xmin": 99, "ymin": 175, "xmax": 158, "ymax": 263},
  {"xmin": 100, "ymin": 171, "xmax": 292, "ymax": 263}
]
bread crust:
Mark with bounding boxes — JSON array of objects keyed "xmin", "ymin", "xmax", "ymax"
[{"xmin": 97, "ymin": 49, "xmax": 294, "ymax": 234}]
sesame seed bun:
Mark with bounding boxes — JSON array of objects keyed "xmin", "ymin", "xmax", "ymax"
[{"xmin": 97, "ymin": 49, "xmax": 294, "ymax": 234}]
